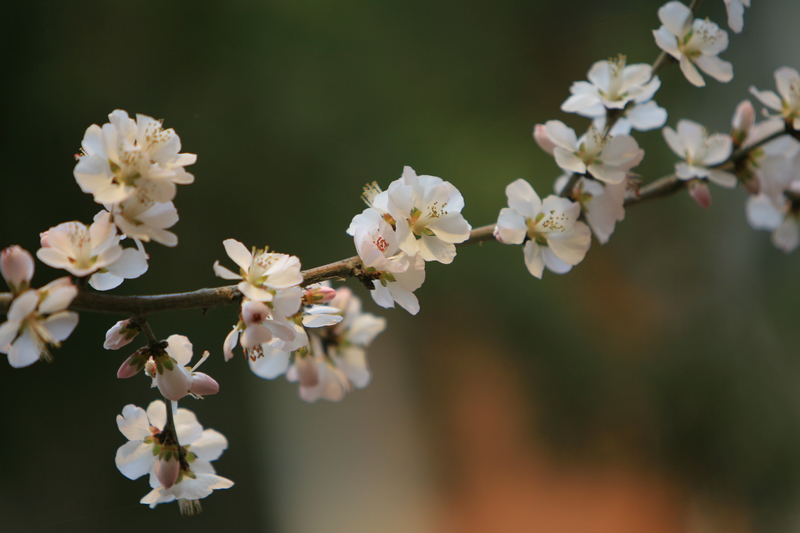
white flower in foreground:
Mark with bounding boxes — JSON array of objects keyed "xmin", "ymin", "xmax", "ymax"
[
  {"xmin": 746, "ymin": 185, "xmax": 800, "ymax": 253},
  {"xmin": 74, "ymin": 110, "xmax": 196, "ymax": 205},
  {"xmin": 724, "ymin": 0, "xmax": 750, "ymax": 34},
  {"xmin": 653, "ymin": 1, "xmax": 733, "ymax": 87},
  {"xmin": 349, "ymin": 166, "xmax": 471, "ymax": 264},
  {"xmin": 561, "ymin": 55, "xmax": 661, "ymax": 116},
  {"xmin": 541, "ymin": 121, "xmax": 644, "ymax": 184},
  {"xmin": 0, "ymin": 278, "xmax": 79, "ymax": 367},
  {"xmin": 663, "ymin": 119, "xmax": 737, "ymax": 187},
  {"xmin": 88, "ymin": 237, "xmax": 149, "ymax": 291},
  {"xmin": 555, "ymin": 175, "xmax": 627, "ymax": 245},
  {"xmin": 750, "ymin": 67, "xmax": 800, "ymax": 130},
  {"xmin": 37, "ymin": 212, "xmax": 123, "ymax": 277},
  {"xmin": 1, "ymin": 245, "xmax": 35, "ymax": 295},
  {"xmin": 495, "ymin": 179, "xmax": 591, "ymax": 278},
  {"xmin": 115, "ymin": 401, "xmax": 232, "ymax": 514},
  {"xmin": 350, "ymin": 210, "xmax": 409, "ymax": 274},
  {"xmin": 213, "ymin": 239, "xmax": 303, "ymax": 302}
]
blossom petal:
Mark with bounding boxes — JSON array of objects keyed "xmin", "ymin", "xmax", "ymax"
[
  {"xmin": 496, "ymin": 208, "xmax": 527, "ymax": 245},
  {"xmin": 544, "ymin": 120, "xmax": 578, "ymax": 151},
  {"xmin": 190, "ymin": 429, "xmax": 228, "ymax": 462},
  {"xmin": 222, "ymin": 239, "xmax": 252, "ymax": 271},
  {"xmin": 653, "ymin": 27, "xmax": 681, "ymax": 59},
  {"xmin": 44, "ymin": 311, "xmax": 79, "ymax": 342},
  {"xmin": 523, "ymin": 241, "xmax": 545, "ymax": 279},
  {"xmin": 773, "ymin": 218, "xmax": 800, "ymax": 253},
  {"xmin": 706, "ymin": 169, "xmax": 738, "ymax": 188},
  {"xmin": 695, "ymin": 55, "xmax": 733, "ymax": 84},
  {"xmin": 658, "ymin": 1, "xmax": 692, "ymax": 37},
  {"xmin": 679, "ymin": 56, "xmax": 706, "ymax": 87},
  {"xmin": 749, "ymin": 88, "xmax": 783, "ymax": 112},
  {"xmin": 117, "ymin": 404, "xmax": 152, "ymax": 440},
  {"xmin": 116, "ymin": 441, "xmax": 155, "ymax": 480},
  {"xmin": 506, "ymin": 179, "xmax": 541, "ymax": 219}
]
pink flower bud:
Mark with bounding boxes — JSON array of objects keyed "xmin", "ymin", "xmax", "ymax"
[
  {"xmin": 190, "ymin": 372, "xmax": 220, "ymax": 397},
  {"xmin": 731, "ymin": 100, "xmax": 755, "ymax": 144},
  {"xmin": 294, "ymin": 355, "xmax": 319, "ymax": 387},
  {"xmin": 155, "ymin": 455, "xmax": 181, "ymax": 490},
  {"xmin": 492, "ymin": 226, "xmax": 506, "ymax": 244},
  {"xmin": 104, "ymin": 319, "xmax": 141, "ymax": 350},
  {"xmin": 154, "ymin": 358, "xmax": 192, "ymax": 401},
  {"xmin": 1, "ymin": 246, "xmax": 35, "ymax": 294},
  {"xmin": 242, "ymin": 300, "xmax": 271, "ymax": 326},
  {"xmin": 117, "ymin": 346, "xmax": 150, "ymax": 379},
  {"xmin": 688, "ymin": 179, "xmax": 712, "ymax": 209},
  {"xmin": 304, "ymin": 286, "xmax": 337, "ymax": 305},
  {"xmin": 533, "ymin": 124, "xmax": 556, "ymax": 155}
]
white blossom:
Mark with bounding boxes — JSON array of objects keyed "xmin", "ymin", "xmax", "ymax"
[
  {"xmin": 561, "ymin": 55, "xmax": 664, "ymax": 130},
  {"xmin": 724, "ymin": 0, "xmax": 750, "ymax": 34},
  {"xmin": 37, "ymin": 212, "xmax": 123, "ymax": 278},
  {"xmin": 540, "ymin": 121, "xmax": 644, "ymax": 184},
  {"xmin": 0, "ymin": 278, "xmax": 79, "ymax": 367},
  {"xmin": 746, "ymin": 185, "xmax": 800, "ymax": 253},
  {"xmin": 1, "ymin": 245, "xmax": 34, "ymax": 295},
  {"xmin": 107, "ymin": 180, "xmax": 180, "ymax": 246},
  {"xmin": 495, "ymin": 179, "xmax": 591, "ymax": 278},
  {"xmin": 555, "ymin": 175, "xmax": 627, "ymax": 245},
  {"xmin": 653, "ymin": 1, "xmax": 733, "ymax": 87},
  {"xmin": 213, "ymin": 239, "xmax": 303, "ymax": 302},
  {"xmin": 750, "ymin": 67, "xmax": 800, "ymax": 130},
  {"xmin": 662, "ymin": 119, "xmax": 737, "ymax": 187},
  {"xmin": 74, "ymin": 110, "xmax": 196, "ymax": 205}
]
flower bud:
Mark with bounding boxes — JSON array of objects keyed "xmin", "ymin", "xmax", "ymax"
[
  {"xmin": 533, "ymin": 124, "xmax": 556, "ymax": 155},
  {"xmin": 688, "ymin": 179, "xmax": 712, "ymax": 209},
  {"xmin": 189, "ymin": 372, "xmax": 220, "ymax": 397},
  {"xmin": 294, "ymin": 355, "xmax": 319, "ymax": 387},
  {"xmin": 104, "ymin": 319, "xmax": 141, "ymax": 350},
  {"xmin": 155, "ymin": 453, "xmax": 181, "ymax": 490},
  {"xmin": 154, "ymin": 357, "xmax": 192, "ymax": 401},
  {"xmin": 303, "ymin": 285, "xmax": 337, "ymax": 305},
  {"xmin": 731, "ymin": 100, "xmax": 755, "ymax": 146},
  {"xmin": 1, "ymin": 246, "xmax": 35, "ymax": 294},
  {"xmin": 242, "ymin": 300, "xmax": 271, "ymax": 326}
]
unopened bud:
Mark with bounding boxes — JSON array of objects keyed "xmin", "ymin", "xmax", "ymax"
[
  {"xmin": 104, "ymin": 320, "xmax": 141, "ymax": 350},
  {"xmin": 295, "ymin": 355, "xmax": 319, "ymax": 387},
  {"xmin": 731, "ymin": 100, "xmax": 755, "ymax": 146},
  {"xmin": 533, "ymin": 124, "xmax": 556, "ymax": 155},
  {"xmin": 688, "ymin": 179, "xmax": 712, "ymax": 209},
  {"xmin": 117, "ymin": 346, "xmax": 150, "ymax": 379},
  {"xmin": 189, "ymin": 372, "xmax": 220, "ymax": 397},
  {"xmin": 155, "ymin": 453, "xmax": 181, "ymax": 490},
  {"xmin": 242, "ymin": 300, "xmax": 271, "ymax": 326},
  {"xmin": 304, "ymin": 286, "xmax": 337, "ymax": 305},
  {"xmin": 1, "ymin": 246, "xmax": 35, "ymax": 294}
]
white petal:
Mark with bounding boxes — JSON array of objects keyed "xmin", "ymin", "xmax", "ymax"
[
  {"xmin": 248, "ymin": 345, "xmax": 291, "ymax": 379},
  {"xmin": 165, "ymin": 334, "xmax": 193, "ymax": 366},
  {"xmin": 190, "ymin": 429, "xmax": 228, "ymax": 462},
  {"xmin": 706, "ymin": 170, "xmax": 738, "ymax": 188},
  {"xmin": 544, "ymin": 120, "xmax": 578, "ymax": 151},
  {"xmin": 749, "ymin": 88, "xmax": 783, "ymax": 112},
  {"xmin": 7, "ymin": 330, "xmax": 39, "ymax": 368},
  {"xmin": 43, "ymin": 311, "xmax": 79, "ymax": 342},
  {"xmin": 554, "ymin": 148, "xmax": 587, "ymax": 175},
  {"xmin": 115, "ymin": 441, "xmax": 155, "ymax": 480},
  {"xmin": 695, "ymin": 55, "xmax": 733, "ymax": 84},
  {"xmin": 626, "ymin": 101, "xmax": 667, "ymax": 131},
  {"xmin": 658, "ymin": 1, "xmax": 692, "ymax": 37},
  {"xmin": 495, "ymin": 208, "xmax": 527, "ymax": 245},
  {"xmin": 117, "ymin": 405, "xmax": 152, "ymax": 440},
  {"xmin": 775, "ymin": 67, "xmax": 800, "ymax": 103},
  {"xmin": 222, "ymin": 239, "xmax": 252, "ymax": 271},
  {"xmin": 773, "ymin": 218, "xmax": 800, "ymax": 253},
  {"xmin": 505, "ymin": 179, "xmax": 541, "ymax": 219},
  {"xmin": 746, "ymin": 195, "xmax": 783, "ymax": 231},
  {"xmin": 679, "ymin": 56, "xmax": 706, "ymax": 87},
  {"xmin": 547, "ymin": 222, "xmax": 592, "ymax": 266},
  {"xmin": 523, "ymin": 241, "xmax": 545, "ymax": 279},
  {"xmin": 653, "ymin": 27, "xmax": 681, "ymax": 59},
  {"xmin": 542, "ymin": 248, "xmax": 574, "ymax": 274},
  {"xmin": 213, "ymin": 261, "xmax": 242, "ymax": 280}
]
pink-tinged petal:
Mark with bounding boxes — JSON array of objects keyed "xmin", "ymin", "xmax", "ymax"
[
  {"xmin": 165, "ymin": 334, "xmax": 193, "ymax": 366},
  {"xmin": 533, "ymin": 124, "xmax": 556, "ymax": 155},
  {"xmin": 155, "ymin": 456, "xmax": 180, "ymax": 490},
  {"xmin": 348, "ymin": 313, "xmax": 387, "ymax": 346},
  {"xmin": 190, "ymin": 429, "xmax": 228, "ymax": 462},
  {"xmin": 523, "ymin": 241, "xmax": 545, "ymax": 279},
  {"xmin": 775, "ymin": 67, "xmax": 800, "ymax": 103},
  {"xmin": 749, "ymin": 87, "xmax": 783, "ymax": 111},
  {"xmin": 626, "ymin": 102, "xmax": 667, "ymax": 131},
  {"xmin": 116, "ymin": 441, "xmax": 155, "ymax": 480},
  {"xmin": 222, "ymin": 239, "xmax": 252, "ymax": 271},
  {"xmin": 706, "ymin": 169, "xmax": 738, "ymax": 188},
  {"xmin": 117, "ymin": 404, "xmax": 152, "ymax": 440},
  {"xmin": 271, "ymin": 287, "xmax": 303, "ymax": 318},
  {"xmin": 43, "ymin": 311, "xmax": 79, "ymax": 342},
  {"xmin": 662, "ymin": 126, "xmax": 686, "ymax": 157},
  {"xmin": 189, "ymin": 372, "xmax": 219, "ymax": 397},
  {"xmin": 732, "ymin": 100, "xmax": 755, "ymax": 133},
  {"xmin": 335, "ymin": 346, "xmax": 372, "ymax": 389},
  {"xmin": 554, "ymin": 148, "xmax": 587, "ymax": 175},
  {"xmin": 679, "ymin": 56, "xmax": 705, "ymax": 87},
  {"xmin": 506, "ymin": 179, "xmax": 541, "ymax": 219},
  {"xmin": 544, "ymin": 120, "xmax": 578, "ymax": 151},
  {"xmin": 155, "ymin": 363, "xmax": 192, "ymax": 401},
  {"xmin": 223, "ymin": 327, "xmax": 238, "ymax": 361},
  {"xmin": 7, "ymin": 330, "xmax": 39, "ymax": 368},
  {"xmin": 658, "ymin": 1, "xmax": 692, "ymax": 37},
  {"xmin": 653, "ymin": 27, "xmax": 681, "ymax": 59},
  {"xmin": 1, "ymin": 246, "xmax": 34, "ymax": 291},
  {"xmin": 695, "ymin": 55, "xmax": 733, "ymax": 84},
  {"xmin": 548, "ymin": 222, "xmax": 592, "ymax": 266},
  {"xmin": 688, "ymin": 179, "xmax": 713, "ymax": 209},
  {"xmin": 773, "ymin": 218, "xmax": 800, "ymax": 253},
  {"xmin": 38, "ymin": 280, "xmax": 77, "ymax": 315},
  {"xmin": 418, "ymin": 235, "xmax": 456, "ymax": 264},
  {"xmin": 212, "ymin": 261, "xmax": 241, "ymax": 280},
  {"xmin": 542, "ymin": 248, "xmax": 574, "ymax": 274},
  {"xmin": 746, "ymin": 196, "xmax": 783, "ymax": 231}
]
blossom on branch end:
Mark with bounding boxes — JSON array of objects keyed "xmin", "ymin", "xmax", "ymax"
[{"xmin": 663, "ymin": 119, "xmax": 737, "ymax": 188}]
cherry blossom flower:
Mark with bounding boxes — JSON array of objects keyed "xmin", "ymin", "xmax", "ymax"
[
  {"xmin": 561, "ymin": 55, "xmax": 664, "ymax": 130},
  {"xmin": 750, "ymin": 67, "xmax": 800, "ymax": 130},
  {"xmin": 495, "ymin": 179, "xmax": 591, "ymax": 278},
  {"xmin": 115, "ymin": 401, "xmax": 232, "ymax": 513},
  {"xmin": 724, "ymin": 0, "xmax": 750, "ymax": 34},
  {"xmin": 662, "ymin": 119, "xmax": 737, "ymax": 188},
  {"xmin": 653, "ymin": 1, "xmax": 733, "ymax": 87},
  {"xmin": 106, "ymin": 180, "xmax": 180, "ymax": 246},
  {"xmin": 746, "ymin": 184, "xmax": 800, "ymax": 253},
  {"xmin": 37, "ymin": 212, "xmax": 123, "ymax": 278},
  {"xmin": 349, "ymin": 166, "xmax": 471, "ymax": 264},
  {"xmin": 590, "ymin": 101, "xmax": 668, "ymax": 136},
  {"xmin": 104, "ymin": 319, "xmax": 141, "ymax": 350},
  {"xmin": 0, "ymin": 278, "xmax": 79, "ymax": 367},
  {"xmin": 88, "ymin": 237, "xmax": 149, "ymax": 291},
  {"xmin": 213, "ymin": 239, "xmax": 303, "ymax": 302},
  {"xmin": 74, "ymin": 110, "xmax": 196, "ymax": 205},
  {"xmin": 540, "ymin": 121, "xmax": 644, "ymax": 184},
  {"xmin": 555, "ymin": 175, "xmax": 627, "ymax": 245},
  {"xmin": 350, "ymin": 211, "xmax": 410, "ymax": 274},
  {"xmin": 1, "ymin": 245, "xmax": 34, "ymax": 295}
]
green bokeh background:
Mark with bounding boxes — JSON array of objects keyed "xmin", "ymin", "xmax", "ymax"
[{"xmin": 3, "ymin": 1, "xmax": 800, "ymax": 531}]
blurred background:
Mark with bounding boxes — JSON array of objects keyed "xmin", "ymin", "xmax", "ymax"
[{"xmin": 2, "ymin": 0, "xmax": 800, "ymax": 531}]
